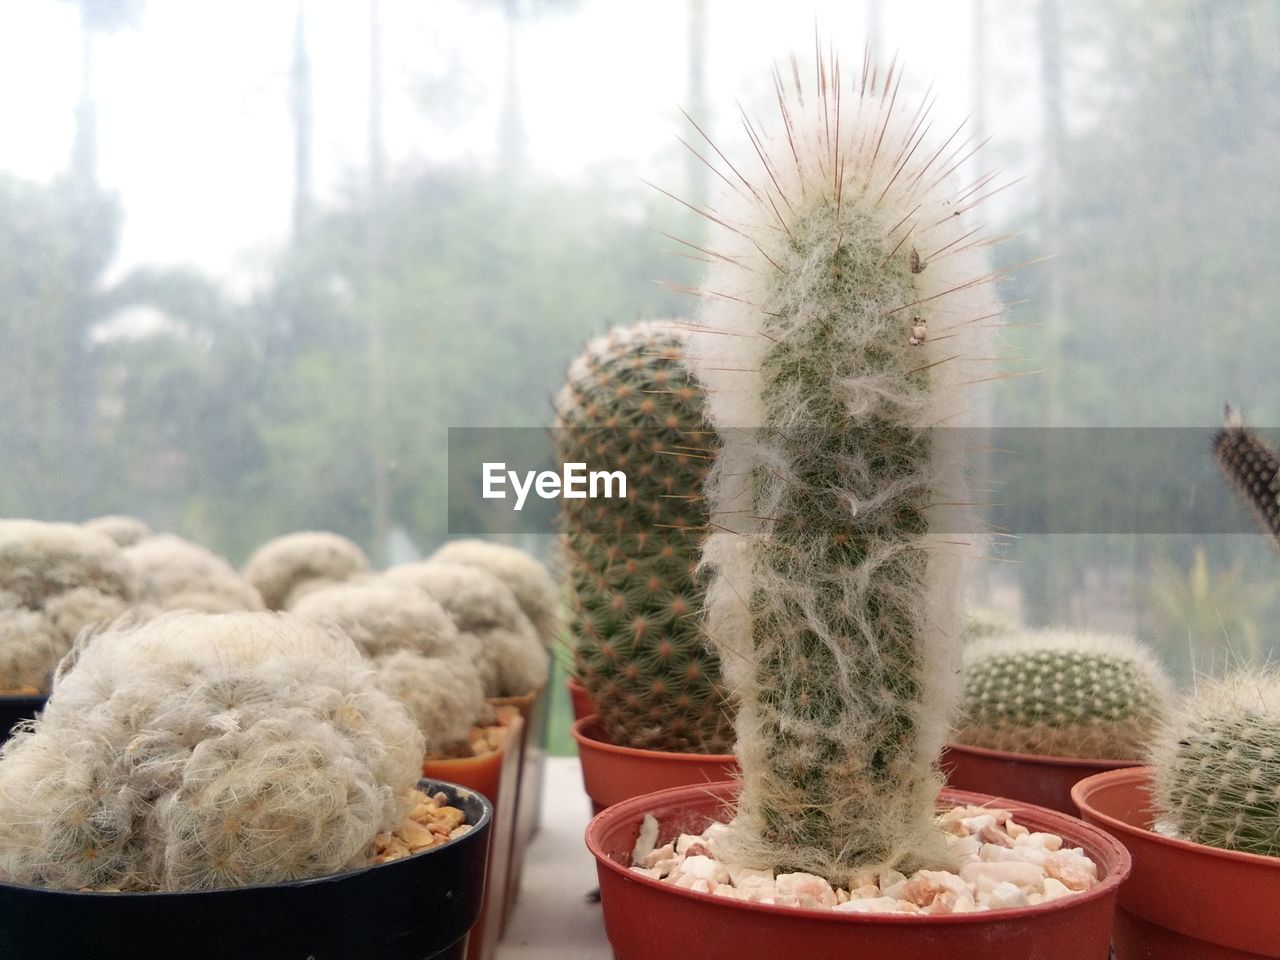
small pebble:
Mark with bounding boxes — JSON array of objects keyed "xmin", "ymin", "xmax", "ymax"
[{"xmin": 628, "ymin": 803, "xmax": 1100, "ymax": 916}]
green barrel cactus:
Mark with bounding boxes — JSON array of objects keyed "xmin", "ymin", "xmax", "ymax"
[
  {"xmin": 1150, "ymin": 666, "xmax": 1280, "ymax": 857},
  {"xmin": 554, "ymin": 321, "xmax": 733, "ymax": 754},
  {"xmin": 956, "ymin": 630, "xmax": 1173, "ymax": 760},
  {"xmin": 686, "ymin": 53, "xmax": 1001, "ymax": 882}
]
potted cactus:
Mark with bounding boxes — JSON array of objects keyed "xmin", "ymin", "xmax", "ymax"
[
  {"xmin": 0, "ymin": 520, "xmax": 136, "ymax": 741},
  {"xmin": 945, "ymin": 629, "xmax": 1173, "ymax": 813},
  {"xmin": 427, "ymin": 539, "xmax": 560, "ymax": 927},
  {"xmin": 1075, "ymin": 414, "xmax": 1280, "ymax": 958},
  {"xmin": 0, "ymin": 611, "xmax": 492, "ymax": 960},
  {"xmin": 291, "ymin": 579, "xmax": 517, "ymax": 960},
  {"xmin": 585, "ymin": 51, "xmax": 1130, "ymax": 959},
  {"xmin": 125, "ymin": 533, "xmax": 266, "ymax": 613},
  {"xmin": 243, "ymin": 530, "xmax": 372, "ymax": 610},
  {"xmin": 555, "ymin": 322, "xmax": 738, "ymax": 811}
]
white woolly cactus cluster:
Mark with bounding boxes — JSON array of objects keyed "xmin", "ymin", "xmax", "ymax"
[
  {"xmin": 83, "ymin": 514, "xmax": 153, "ymax": 548},
  {"xmin": 956, "ymin": 630, "xmax": 1173, "ymax": 760},
  {"xmin": 242, "ymin": 531, "xmax": 371, "ymax": 611},
  {"xmin": 384, "ymin": 562, "xmax": 549, "ymax": 699},
  {"xmin": 686, "ymin": 53, "xmax": 1000, "ymax": 882},
  {"xmin": 0, "ymin": 520, "xmax": 137, "ymax": 691},
  {"xmin": 430, "ymin": 539, "xmax": 561, "ymax": 649},
  {"xmin": 0, "ymin": 611, "xmax": 423, "ymax": 891},
  {"xmin": 291, "ymin": 581, "xmax": 493, "ymax": 755},
  {"xmin": 1150, "ymin": 667, "xmax": 1280, "ymax": 858},
  {"xmin": 125, "ymin": 534, "xmax": 264, "ymax": 613}
]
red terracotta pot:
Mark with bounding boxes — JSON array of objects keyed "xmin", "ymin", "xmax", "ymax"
[
  {"xmin": 571, "ymin": 715, "xmax": 738, "ymax": 815},
  {"xmin": 566, "ymin": 676, "xmax": 596, "ymax": 724},
  {"xmin": 586, "ymin": 780, "xmax": 1130, "ymax": 960},
  {"xmin": 1073, "ymin": 766, "xmax": 1280, "ymax": 959},
  {"xmin": 942, "ymin": 741, "xmax": 1143, "ymax": 815}
]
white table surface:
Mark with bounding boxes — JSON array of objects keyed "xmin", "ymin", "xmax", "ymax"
[{"xmin": 497, "ymin": 757, "xmax": 614, "ymax": 959}]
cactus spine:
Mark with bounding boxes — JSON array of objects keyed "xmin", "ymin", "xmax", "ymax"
[
  {"xmin": 957, "ymin": 630, "xmax": 1173, "ymax": 760},
  {"xmin": 555, "ymin": 322, "xmax": 733, "ymax": 753},
  {"xmin": 1150, "ymin": 667, "xmax": 1280, "ymax": 857},
  {"xmin": 686, "ymin": 54, "xmax": 999, "ymax": 882}
]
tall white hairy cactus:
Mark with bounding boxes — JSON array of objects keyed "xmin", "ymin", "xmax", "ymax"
[{"xmin": 687, "ymin": 53, "xmax": 999, "ymax": 881}]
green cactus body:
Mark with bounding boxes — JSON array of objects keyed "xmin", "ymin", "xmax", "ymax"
[
  {"xmin": 687, "ymin": 55, "xmax": 1000, "ymax": 882},
  {"xmin": 1150, "ymin": 667, "xmax": 1280, "ymax": 858},
  {"xmin": 554, "ymin": 322, "xmax": 733, "ymax": 754},
  {"xmin": 956, "ymin": 630, "xmax": 1173, "ymax": 760}
]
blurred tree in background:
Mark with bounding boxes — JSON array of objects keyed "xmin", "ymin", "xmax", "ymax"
[{"xmin": 2, "ymin": 0, "xmax": 1279, "ymax": 676}]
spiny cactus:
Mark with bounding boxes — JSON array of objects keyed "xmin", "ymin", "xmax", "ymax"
[
  {"xmin": 0, "ymin": 611, "xmax": 423, "ymax": 891},
  {"xmin": 430, "ymin": 539, "xmax": 561, "ymax": 649},
  {"xmin": 956, "ymin": 630, "xmax": 1173, "ymax": 760},
  {"xmin": 291, "ymin": 581, "xmax": 493, "ymax": 754},
  {"xmin": 125, "ymin": 534, "xmax": 264, "ymax": 613},
  {"xmin": 1150, "ymin": 667, "xmax": 1280, "ymax": 857},
  {"xmin": 554, "ymin": 321, "xmax": 732, "ymax": 753},
  {"xmin": 686, "ymin": 53, "xmax": 999, "ymax": 882},
  {"xmin": 1214, "ymin": 406, "xmax": 1280, "ymax": 545},
  {"xmin": 242, "ymin": 531, "xmax": 370, "ymax": 611},
  {"xmin": 384, "ymin": 561, "xmax": 548, "ymax": 699},
  {"xmin": 83, "ymin": 514, "xmax": 152, "ymax": 547}
]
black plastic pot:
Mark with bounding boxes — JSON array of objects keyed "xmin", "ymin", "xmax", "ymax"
[
  {"xmin": 0, "ymin": 692, "xmax": 46, "ymax": 744},
  {"xmin": 0, "ymin": 778, "xmax": 492, "ymax": 960}
]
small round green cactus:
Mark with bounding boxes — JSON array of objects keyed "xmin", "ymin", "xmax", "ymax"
[
  {"xmin": 554, "ymin": 321, "xmax": 733, "ymax": 754},
  {"xmin": 1150, "ymin": 667, "xmax": 1280, "ymax": 858},
  {"xmin": 956, "ymin": 630, "xmax": 1173, "ymax": 760},
  {"xmin": 242, "ymin": 531, "xmax": 370, "ymax": 610},
  {"xmin": 0, "ymin": 611, "xmax": 424, "ymax": 891}
]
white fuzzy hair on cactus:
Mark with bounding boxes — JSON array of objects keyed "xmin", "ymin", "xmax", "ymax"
[
  {"xmin": 682, "ymin": 49, "xmax": 1005, "ymax": 881},
  {"xmin": 0, "ymin": 612, "xmax": 424, "ymax": 892},
  {"xmin": 291, "ymin": 580, "xmax": 494, "ymax": 754},
  {"xmin": 383, "ymin": 561, "xmax": 549, "ymax": 699}
]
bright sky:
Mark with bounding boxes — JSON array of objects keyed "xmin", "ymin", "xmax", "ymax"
[{"xmin": 0, "ymin": 0, "xmax": 1038, "ymax": 286}]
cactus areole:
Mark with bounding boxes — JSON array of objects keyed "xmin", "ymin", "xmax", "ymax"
[{"xmin": 687, "ymin": 53, "xmax": 1000, "ymax": 884}]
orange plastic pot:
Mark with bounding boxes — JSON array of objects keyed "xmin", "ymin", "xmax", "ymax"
[
  {"xmin": 486, "ymin": 686, "xmax": 546, "ymax": 933},
  {"xmin": 942, "ymin": 741, "xmax": 1143, "ymax": 815},
  {"xmin": 422, "ymin": 711, "xmax": 523, "ymax": 960},
  {"xmin": 1073, "ymin": 766, "xmax": 1280, "ymax": 959},
  {"xmin": 587, "ymin": 780, "xmax": 1130, "ymax": 960},
  {"xmin": 566, "ymin": 677, "xmax": 596, "ymax": 723},
  {"xmin": 571, "ymin": 715, "xmax": 737, "ymax": 816}
]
